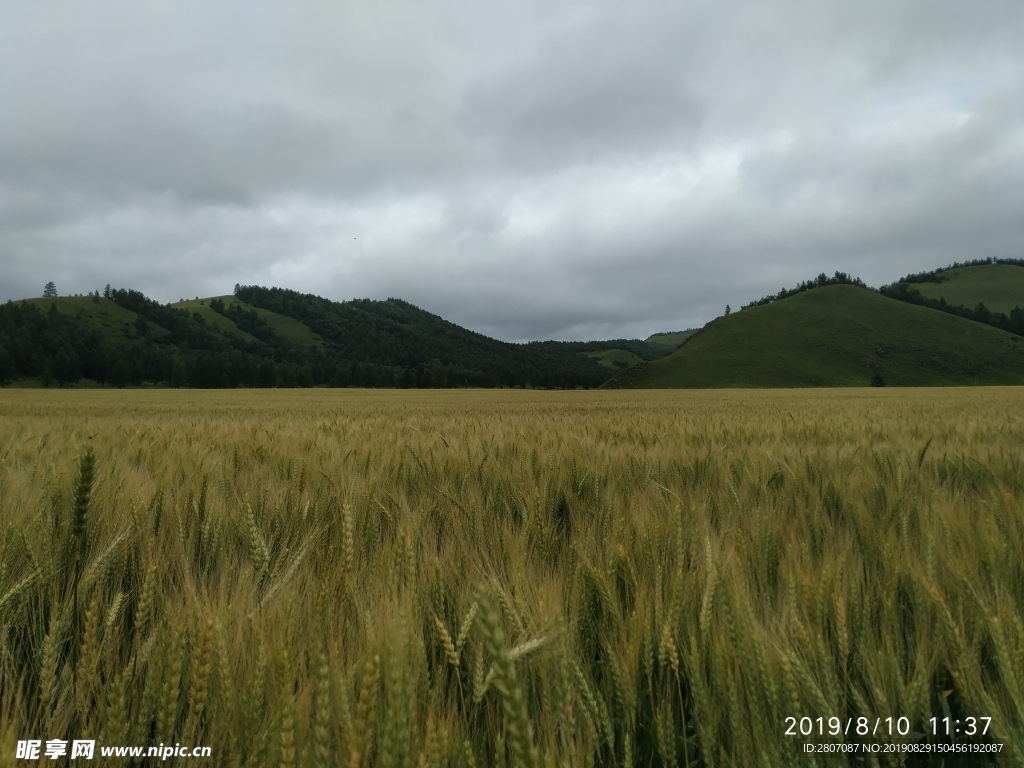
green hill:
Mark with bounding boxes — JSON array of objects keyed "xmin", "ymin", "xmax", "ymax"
[
  {"xmin": 0, "ymin": 291, "xmax": 303, "ymax": 389},
  {"xmin": 606, "ymin": 284, "xmax": 1024, "ymax": 388},
  {"xmin": 18, "ymin": 295, "xmax": 166, "ymax": 340},
  {"xmin": 172, "ymin": 296, "xmax": 323, "ymax": 346},
  {"xmin": 645, "ymin": 330, "xmax": 698, "ymax": 347},
  {"xmin": 907, "ymin": 263, "xmax": 1024, "ymax": 315},
  {"xmin": 232, "ymin": 286, "xmax": 671, "ymax": 388},
  {"xmin": 1, "ymin": 287, "xmax": 673, "ymax": 389}
]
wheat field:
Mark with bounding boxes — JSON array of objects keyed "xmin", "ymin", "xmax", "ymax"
[{"xmin": 1, "ymin": 388, "xmax": 1022, "ymax": 767}]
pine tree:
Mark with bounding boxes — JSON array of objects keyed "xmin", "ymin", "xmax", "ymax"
[{"xmin": 43, "ymin": 281, "xmax": 57, "ymax": 298}]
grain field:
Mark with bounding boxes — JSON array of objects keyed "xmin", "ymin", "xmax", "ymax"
[{"xmin": 1, "ymin": 388, "xmax": 1022, "ymax": 766}]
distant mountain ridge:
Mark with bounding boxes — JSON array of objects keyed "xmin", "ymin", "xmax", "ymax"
[{"xmin": 0, "ymin": 285, "xmax": 673, "ymax": 389}]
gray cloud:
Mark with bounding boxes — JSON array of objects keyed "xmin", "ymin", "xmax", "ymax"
[{"xmin": 2, "ymin": 1, "xmax": 1023, "ymax": 341}]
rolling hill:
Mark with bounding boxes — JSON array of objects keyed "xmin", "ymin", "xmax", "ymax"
[
  {"xmin": 606, "ymin": 284, "xmax": 1024, "ymax": 388},
  {"xmin": 0, "ymin": 287, "xmax": 673, "ymax": 389},
  {"xmin": 18, "ymin": 295, "xmax": 167, "ymax": 340},
  {"xmin": 232, "ymin": 286, "xmax": 679, "ymax": 387},
  {"xmin": 12, "ymin": 271, "xmax": 1024, "ymax": 391},
  {"xmin": 903, "ymin": 263, "xmax": 1024, "ymax": 315}
]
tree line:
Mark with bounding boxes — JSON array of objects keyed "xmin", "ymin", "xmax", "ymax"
[
  {"xmin": 887, "ymin": 257, "xmax": 1024, "ymax": 285},
  {"xmin": 740, "ymin": 271, "xmax": 868, "ymax": 309}
]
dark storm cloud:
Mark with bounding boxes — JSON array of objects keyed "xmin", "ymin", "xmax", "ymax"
[{"xmin": 2, "ymin": 1, "xmax": 1023, "ymax": 341}]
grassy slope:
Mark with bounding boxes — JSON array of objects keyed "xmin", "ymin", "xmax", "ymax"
[
  {"xmin": 19, "ymin": 296, "xmax": 167, "ymax": 340},
  {"xmin": 169, "ymin": 297, "xmax": 259, "ymax": 343},
  {"xmin": 585, "ymin": 348, "xmax": 644, "ymax": 369},
  {"xmin": 172, "ymin": 296, "xmax": 322, "ymax": 346},
  {"xmin": 609, "ymin": 284, "xmax": 1024, "ymax": 388},
  {"xmin": 912, "ymin": 263, "xmax": 1024, "ymax": 315},
  {"xmin": 22, "ymin": 295, "xmax": 308, "ymax": 349},
  {"xmin": 645, "ymin": 330, "xmax": 698, "ymax": 347}
]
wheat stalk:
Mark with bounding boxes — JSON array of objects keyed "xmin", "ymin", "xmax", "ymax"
[
  {"xmin": 70, "ymin": 447, "xmax": 96, "ymax": 679},
  {"xmin": 349, "ymin": 655, "xmax": 379, "ymax": 768},
  {"xmin": 278, "ymin": 647, "xmax": 296, "ymax": 768},
  {"xmin": 157, "ymin": 623, "xmax": 185, "ymax": 744},
  {"xmin": 188, "ymin": 617, "xmax": 213, "ymax": 733},
  {"xmin": 478, "ymin": 592, "xmax": 538, "ymax": 768},
  {"xmin": 312, "ymin": 646, "xmax": 332, "ymax": 768}
]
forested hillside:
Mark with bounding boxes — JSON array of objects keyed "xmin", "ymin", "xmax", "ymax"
[
  {"xmin": 0, "ymin": 286, "xmax": 672, "ymax": 389},
  {"xmin": 234, "ymin": 285, "xmax": 671, "ymax": 389},
  {"xmin": 0, "ymin": 290, "xmax": 324, "ymax": 388}
]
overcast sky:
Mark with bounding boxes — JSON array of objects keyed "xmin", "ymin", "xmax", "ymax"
[{"xmin": 2, "ymin": 2, "xmax": 1023, "ymax": 341}]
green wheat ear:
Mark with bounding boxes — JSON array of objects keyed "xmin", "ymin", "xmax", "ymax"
[
  {"xmin": 71, "ymin": 446, "xmax": 96, "ymax": 674},
  {"xmin": 477, "ymin": 591, "xmax": 539, "ymax": 768},
  {"xmin": 72, "ymin": 447, "xmax": 96, "ymax": 558}
]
